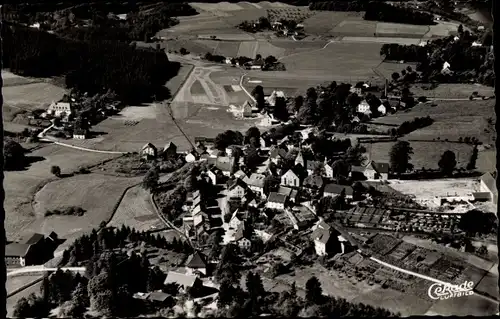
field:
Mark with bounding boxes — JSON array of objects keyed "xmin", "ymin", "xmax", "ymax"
[
  {"xmin": 5, "ymin": 145, "xmax": 118, "ymax": 240},
  {"xmin": 411, "ymin": 84, "xmax": 495, "ymax": 99},
  {"xmin": 2, "ymin": 70, "xmax": 41, "ymax": 87},
  {"xmin": 32, "ymin": 173, "xmax": 141, "ymax": 244},
  {"xmin": 331, "ymin": 19, "xmax": 378, "ymax": 37},
  {"xmin": 375, "ymin": 62, "xmax": 419, "ymax": 80},
  {"xmin": 7, "ymin": 275, "xmax": 43, "ymax": 296},
  {"xmin": 165, "ymin": 63, "xmax": 195, "ymax": 99},
  {"xmin": 365, "ymin": 141, "xmax": 474, "ymax": 170},
  {"xmin": 3, "ymin": 82, "xmax": 66, "ymax": 110},
  {"xmin": 375, "ymin": 22, "xmax": 429, "ymax": 38},
  {"xmin": 108, "ymin": 185, "xmax": 165, "ymax": 232},
  {"xmin": 425, "ymin": 294, "xmax": 498, "ymax": 316},
  {"xmin": 279, "ymin": 42, "xmax": 384, "ymax": 79},
  {"xmin": 389, "ymin": 179, "xmax": 479, "ymax": 200},
  {"xmin": 370, "ymin": 100, "xmax": 496, "ymax": 144},
  {"xmin": 7, "ymin": 280, "xmax": 43, "ymax": 317}
]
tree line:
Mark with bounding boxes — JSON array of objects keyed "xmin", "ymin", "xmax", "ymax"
[
  {"xmin": 2, "ymin": 23, "xmax": 179, "ymax": 104},
  {"xmin": 390, "ymin": 116, "xmax": 434, "ymax": 136},
  {"xmin": 364, "ymin": 2, "xmax": 435, "ymax": 25}
]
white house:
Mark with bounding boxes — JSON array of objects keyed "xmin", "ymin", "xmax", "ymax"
[
  {"xmin": 356, "ymin": 100, "xmax": 371, "ymax": 114},
  {"xmin": 227, "ymin": 178, "xmax": 247, "ymax": 199},
  {"xmin": 225, "ymin": 57, "xmax": 232, "ymax": 64},
  {"xmin": 229, "ymin": 209, "xmax": 244, "ymax": 229},
  {"xmin": 47, "ymin": 102, "xmax": 73, "ymax": 119},
  {"xmin": 185, "ymin": 151, "xmax": 199, "ymax": 163},
  {"xmin": 233, "ymin": 224, "xmax": 252, "ymax": 250},
  {"xmin": 266, "ymin": 192, "xmax": 287, "ymax": 210},
  {"xmin": 72, "ymin": 129, "xmax": 88, "ymax": 140},
  {"xmin": 243, "ymin": 173, "xmax": 266, "ymax": 197},
  {"xmin": 281, "ymin": 168, "xmax": 302, "ymax": 187},
  {"xmin": 377, "ymin": 104, "xmax": 387, "ymax": 115},
  {"xmin": 141, "ymin": 143, "xmax": 157, "ymax": 159},
  {"xmin": 324, "ymin": 160, "xmax": 334, "ymax": 178},
  {"xmin": 207, "ymin": 167, "xmax": 222, "ymax": 185},
  {"xmin": 364, "ymin": 161, "xmax": 390, "ymax": 180}
]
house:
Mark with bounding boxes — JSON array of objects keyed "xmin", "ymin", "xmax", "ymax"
[
  {"xmin": 47, "ymin": 102, "xmax": 73, "ymax": 118},
  {"xmin": 356, "ymin": 100, "xmax": 371, "ymax": 114},
  {"xmin": 364, "ymin": 161, "xmax": 390, "ymax": 180},
  {"xmin": 248, "ymin": 198, "xmax": 259, "ymax": 208},
  {"xmin": 72, "ymin": 128, "xmax": 88, "ymax": 140},
  {"xmin": 147, "ymin": 292, "xmax": 174, "ymax": 306},
  {"xmin": 266, "ymin": 192, "xmax": 287, "ymax": 210},
  {"xmin": 227, "ymin": 178, "xmax": 247, "ymax": 199},
  {"xmin": 250, "ymin": 60, "xmax": 264, "ymax": 70},
  {"xmin": 266, "ymin": 90, "xmax": 286, "ymax": 107},
  {"xmin": 243, "ymin": 173, "xmax": 266, "ymax": 197},
  {"xmin": 281, "ymin": 167, "xmax": 303, "ymax": 187},
  {"xmin": 303, "ymin": 175, "xmax": 324, "ymax": 190},
  {"xmin": 324, "ymin": 183, "xmax": 353, "ymax": 200},
  {"xmin": 163, "ymin": 142, "xmax": 177, "ymax": 159},
  {"xmin": 185, "ymin": 150, "xmax": 200, "ymax": 163},
  {"xmin": 233, "ymin": 223, "xmax": 252, "ymax": 250},
  {"xmin": 269, "ymin": 146, "xmax": 288, "ymax": 164},
  {"xmin": 350, "ymin": 165, "xmax": 367, "ymax": 180},
  {"xmin": 185, "ymin": 251, "xmax": 209, "ymax": 276},
  {"xmin": 207, "ymin": 167, "xmax": 223, "ymax": 185},
  {"xmin": 480, "ymin": 172, "xmax": 498, "ymax": 205},
  {"xmin": 310, "ymin": 228, "xmax": 341, "ymax": 256},
  {"xmin": 215, "ymin": 157, "xmax": 237, "ymax": 176},
  {"xmin": 234, "ymin": 170, "xmax": 247, "ymax": 179},
  {"xmin": 377, "ymin": 104, "xmax": 387, "ymax": 115},
  {"xmin": 324, "ymin": 161, "xmax": 334, "ymax": 178},
  {"xmin": 306, "ymin": 160, "xmax": 323, "ymax": 176},
  {"xmin": 225, "ymin": 57, "xmax": 232, "ymax": 64},
  {"xmin": 277, "ymin": 186, "xmax": 297, "ymax": 202},
  {"xmin": 5, "ymin": 233, "xmax": 55, "ymax": 267},
  {"xmin": 141, "ymin": 143, "xmax": 158, "ymax": 159},
  {"xmin": 243, "ymin": 100, "xmax": 254, "ymax": 117},
  {"xmin": 229, "ymin": 209, "xmax": 245, "ymax": 229},
  {"xmin": 164, "ymin": 271, "xmax": 202, "ymax": 292},
  {"xmin": 350, "ymin": 87, "xmax": 363, "ymax": 95}
]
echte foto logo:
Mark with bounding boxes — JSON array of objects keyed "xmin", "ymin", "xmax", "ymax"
[{"xmin": 428, "ymin": 281, "xmax": 474, "ymax": 300}]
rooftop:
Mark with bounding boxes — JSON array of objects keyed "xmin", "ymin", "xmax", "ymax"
[
  {"xmin": 243, "ymin": 173, "xmax": 266, "ymax": 188},
  {"xmin": 268, "ymin": 192, "xmax": 287, "ymax": 204},
  {"xmin": 164, "ymin": 271, "xmax": 199, "ymax": 288},
  {"xmin": 186, "ymin": 251, "xmax": 208, "ymax": 269},
  {"xmin": 324, "ymin": 183, "xmax": 353, "ymax": 196}
]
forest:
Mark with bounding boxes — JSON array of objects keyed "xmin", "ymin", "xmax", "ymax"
[
  {"xmin": 2, "ymin": 23, "xmax": 178, "ymax": 103},
  {"xmin": 364, "ymin": 2, "xmax": 435, "ymax": 25}
]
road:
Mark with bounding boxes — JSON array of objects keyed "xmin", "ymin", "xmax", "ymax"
[{"xmin": 7, "ymin": 266, "xmax": 86, "ymax": 277}]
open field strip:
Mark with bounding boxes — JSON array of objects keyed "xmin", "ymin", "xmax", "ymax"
[{"xmin": 341, "ymin": 37, "xmax": 421, "ymax": 45}]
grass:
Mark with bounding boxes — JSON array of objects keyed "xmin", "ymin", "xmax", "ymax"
[
  {"xmin": 474, "ymin": 272, "xmax": 498, "ymax": 300},
  {"xmin": 352, "ymin": 286, "xmax": 433, "ymax": 316},
  {"xmin": 375, "ymin": 22, "xmax": 429, "ymax": 37},
  {"xmin": 375, "ymin": 62, "xmax": 419, "ymax": 80},
  {"xmin": 190, "ymin": 80, "xmax": 206, "ymax": 95},
  {"xmin": 108, "ymin": 185, "xmax": 165, "ymax": 232},
  {"xmin": 411, "ymin": 84, "xmax": 495, "ymax": 99},
  {"xmin": 237, "ymin": 41, "xmax": 258, "ymax": 58},
  {"xmin": 279, "ymin": 42, "xmax": 383, "ymax": 78},
  {"xmin": 389, "ymin": 178, "xmax": 478, "ymax": 199},
  {"xmin": 371, "ymin": 100, "xmax": 495, "ymax": 144},
  {"xmin": 3, "ymin": 82, "xmax": 66, "ymax": 111},
  {"xmin": 165, "ymin": 63, "xmax": 195, "ymax": 99},
  {"xmin": 95, "ymin": 153, "xmax": 151, "ymax": 177},
  {"xmin": 331, "ymin": 19, "xmax": 378, "ymax": 37},
  {"xmin": 365, "ymin": 141, "xmax": 474, "ymax": 170},
  {"xmin": 425, "ymin": 293, "xmax": 498, "ymax": 316},
  {"xmin": 32, "ymin": 173, "xmax": 141, "ymax": 244},
  {"xmin": 7, "ymin": 275, "xmax": 43, "ymax": 296},
  {"xmin": 302, "ymin": 11, "xmax": 360, "ymax": 35}
]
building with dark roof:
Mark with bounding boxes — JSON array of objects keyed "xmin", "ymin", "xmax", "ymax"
[
  {"xmin": 324, "ymin": 183, "xmax": 353, "ymax": 199},
  {"xmin": 364, "ymin": 161, "xmax": 390, "ymax": 180},
  {"xmin": 6, "ymin": 232, "xmax": 56, "ymax": 267},
  {"xmin": 185, "ymin": 251, "xmax": 209, "ymax": 276},
  {"xmin": 266, "ymin": 192, "xmax": 287, "ymax": 210}
]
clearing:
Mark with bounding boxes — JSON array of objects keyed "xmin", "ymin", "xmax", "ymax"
[
  {"xmin": 3, "ymin": 82, "xmax": 66, "ymax": 111},
  {"xmin": 32, "ymin": 173, "xmax": 141, "ymax": 245}
]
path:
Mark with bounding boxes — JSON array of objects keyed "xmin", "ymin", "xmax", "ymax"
[{"xmin": 8, "ymin": 266, "xmax": 85, "ymax": 277}]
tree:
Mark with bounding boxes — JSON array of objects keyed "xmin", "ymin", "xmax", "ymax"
[
  {"xmin": 263, "ymin": 175, "xmax": 280, "ymax": 197},
  {"xmin": 391, "ymin": 72, "xmax": 400, "ymax": 81},
  {"xmin": 330, "ymin": 159, "xmax": 350, "ymax": 179},
  {"xmin": 389, "ymin": 141, "xmax": 414, "ymax": 174},
  {"xmin": 244, "ymin": 146, "xmax": 261, "ymax": 170},
  {"xmin": 466, "ymin": 145, "xmax": 478, "ymax": 170},
  {"xmin": 4, "ymin": 139, "xmax": 26, "ymax": 170},
  {"xmin": 51, "ymin": 165, "xmax": 62, "ymax": 177},
  {"xmin": 458, "ymin": 24, "xmax": 464, "ymax": 34},
  {"xmin": 244, "ymin": 127, "xmax": 261, "ymax": 145},
  {"xmin": 305, "ymin": 276, "xmax": 323, "ymax": 305},
  {"xmin": 458, "ymin": 209, "xmax": 497, "ymax": 236},
  {"xmin": 13, "ymin": 297, "xmax": 31, "ymax": 318},
  {"xmin": 312, "ymin": 162, "xmax": 325, "ymax": 177},
  {"xmin": 273, "ymin": 96, "xmax": 289, "ymax": 122},
  {"xmin": 214, "ymin": 130, "xmax": 244, "ymax": 151},
  {"xmin": 264, "ymin": 55, "xmax": 277, "ymax": 65},
  {"xmin": 476, "ymin": 245, "xmax": 488, "ymax": 257},
  {"xmin": 88, "ymin": 271, "xmax": 114, "ymax": 315},
  {"xmin": 179, "ymin": 47, "xmax": 188, "ymax": 55},
  {"xmin": 347, "ymin": 93, "xmax": 361, "ymax": 112},
  {"xmin": 438, "ymin": 150, "xmax": 457, "ymax": 176},
  {"xmin": 293, "ymin": 95, "xmax": 304, "ymax": 113},
  {"xmin": 297, "ymin": 96, "xmax": 317, "ymax": 125},
  {"xmin": 143, "ymin": 166, "xmax": 160, "ymax": 190}
]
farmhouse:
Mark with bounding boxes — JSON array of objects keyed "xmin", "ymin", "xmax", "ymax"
[
  {"xmin": 310, "ymin": 228, "xmax": 340, "ymax": 257},
  {"xmin": 324, "ymin": 183, "xmax": 353, "ymax": 200},
  {"xmin": 479, "ymin": 172, "xmax": 498, "ymax": 205},
  {"xmin": 356, "ymin": 100, "xmax": 371, "ymax": 114},
  {"xmin": 266, "ymin": 192, "xmax": 287, "ymax": 211},
  {"xmin": 266, "ymin": 90, "xmax": 286, "ymax": 107},
  {"xmin": 215, "ymin": 156, "xmax": 237, "ymax": 176},
  {"xmin": 364, "ymin": 161, "xmax": 390, "ymax": 180},
  {"xmin": 47, "ymin": 101, "xmax": 73, "ymax": 119},
  {"xmin": 163, "ymin": 142, "xmax": 177, "ymax": 159},
  {"xmin": 185, "ymin": 251, "xmax": 209, "ymax": 276},
  {"xmin": 164, "ymin": 272, "xmax": 202, "ymax": 293},
  {"xmin": 243, "ymin": 173, "xmax": 266, "ymax": 197},
  {"xmin": 207, "ymin": 167, "xmax": 223, "ymax": 185},
  {"xmin": 5, "ymin": 232, "xmax": 58, "ymax": 267},
  {"xmin": 269, "ymin": 146, "xmax": 288, "ymax": 164},
  {"xmin": 141, "ymin": 143, "xmax": 157, "ymax": 160},
  {"xmin": 233, "ymin": 223, "xmax": 252, "ymax": 250},
  {"xmin": 185, "ymin": 150, "xmax": 200, "ymax": 163},
  {"xmin": 72, "ymin": 128, "xmax": 88, "ymax": 140}
]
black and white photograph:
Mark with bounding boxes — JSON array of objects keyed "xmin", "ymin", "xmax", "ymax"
[{"xmin": 0, "ymin": 0, "xmax": 497, "ymax": 317}]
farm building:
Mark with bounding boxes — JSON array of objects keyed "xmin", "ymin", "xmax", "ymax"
[
  {"xmin": 278, "ymin": 186, "xmax": 298, "ymax": 203},
  {"xmin": 242, "ymin": 100, "xmax": 253, "ymax": 117},
  {"xmin": 72, "ymin": 128, "xmax": 88, "ymax": 140},
  {"xmin": 47, "ymin": 101, "xmax": 73, "ymax": 119},
  {"xmin": 227, "ymin": 178, "xmax": 248, "ymax": 199},
  {"xmin": 266, "ymin": 192, "xmax": 287, "ymax": 211},
  {"xmin": 5, "ymin": 232, "xmax": 58, "ymax": 267},
  {"xmin": 324, "ymin": 184, "xmax": 353, "ymax": 200},
  {"xmin": 243, "ymin": 173, "xmax": 266, "ymax": 197},
  {"xmin": 479, "ymin": 172, "xmax": 498, "ymax": 205},
  {"xmin": 269, "ymin": 146, "xmax": 287, "ymax": 164},
  {"xmin": 141, "ymin": 143, "xmax": 157, "ymax": 159},
  {"xmin": 310, "ymin": 228, "xmax": 341, "ymax": 257},
  {"xmin": 364, "ymin": 161, "xmax": 390, "ymax": 180},
  {"xmin": 356, "ymin": 100, "xmax": 371, "ymax": 114},
  {"xmin": 233, "ymin": 223, "xmax": 252, "ymax": 250}
]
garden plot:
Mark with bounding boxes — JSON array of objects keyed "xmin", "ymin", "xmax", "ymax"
[{"xmin": 424, "ymin": 22, "xmax": 459, "ymax": 38}]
